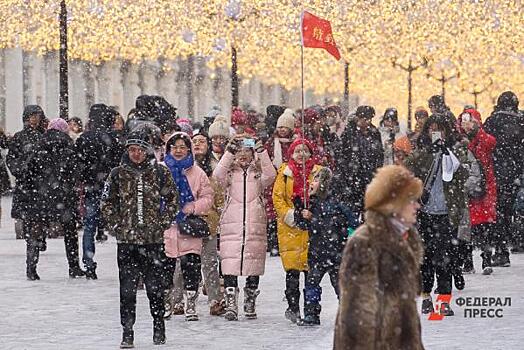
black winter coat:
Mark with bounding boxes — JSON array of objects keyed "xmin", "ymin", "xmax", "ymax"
[
  {"xmin": 307, "ymin": 194, "xmax": 356, "ymax": 267},
  {"xmin": 24, "ymin": 130, "xmax": 79, "ymax": 223},
  {"xmin": 334, "ymin": 120, "xmax": 384, "ymax": 213},
  {"xmin": 6, "ymin": 126, "xmax": 43, "ymax": 219},
  {"xmin": 76, "ymin": 128, "xmax": 120, "ymax": 194},
  {"xmin": 483, "ymin": 110, "xmax": 524, "ymax": 187}
]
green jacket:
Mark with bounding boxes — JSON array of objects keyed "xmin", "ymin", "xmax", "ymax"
[
  {"xmin": 406, "ymin": 142, "xmax": 469, "ymax": 228},
  {"xmin": 101, "ymin": 155, "xmax": 179, "ymax": 244}
]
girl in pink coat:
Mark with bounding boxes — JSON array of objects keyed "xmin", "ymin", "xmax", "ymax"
[
  {"xmin": 213, "ymin": 135, "xmax": 277, "ymax": 321},
  {"xmin": 163, "ymin": 132, "xmax": 213, "ymax": 321}
]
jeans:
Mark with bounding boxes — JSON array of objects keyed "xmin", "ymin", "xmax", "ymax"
[
  {"xmin": 305, "ymin": 262, "xmax": 340, "ymax": 298},
  {"xmin": 82, "ymin": 191, "xmax": 101, "ymax": 269}
]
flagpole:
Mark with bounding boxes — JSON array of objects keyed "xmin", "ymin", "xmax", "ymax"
[{"xmin": 300, "ymin": 10, "xmax": 307, "ymax": 209}]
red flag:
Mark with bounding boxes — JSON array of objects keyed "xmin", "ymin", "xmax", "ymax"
[{"xmin": 301, "ymin": 11, "xmax": 341, "ymax": 61}]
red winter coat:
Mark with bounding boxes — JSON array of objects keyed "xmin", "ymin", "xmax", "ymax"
[{"xmin": 468, "ymin": 128, "xmax": 497, "ymax": 226}]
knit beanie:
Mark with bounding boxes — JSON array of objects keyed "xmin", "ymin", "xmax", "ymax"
[
  {"xmin": 47, "ymin": 118, "xmax": 70, "ymax": 134},
  {"xmin": 208, "ymin": 115, "xmax": 230, "ymax": 138},
  {"xmin": 276, "ymin": 109, "xmax": 295, "ymax": 130},
  {"xmin": 365, "ymin": 165, "xmax": 422, "ymax": 216}
]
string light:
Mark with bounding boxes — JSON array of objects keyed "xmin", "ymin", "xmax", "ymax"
[{"xmin": 0, "ymin": 0, "xmax": 522, "ymax": 117}]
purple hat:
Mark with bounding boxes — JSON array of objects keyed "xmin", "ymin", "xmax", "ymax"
[{"xmin": 47, "ymin": 118, "xmax": 70, "ymax": 133}]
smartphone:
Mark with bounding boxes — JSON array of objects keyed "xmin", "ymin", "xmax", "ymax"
[
  {"xmin": 431, "ymin": 131, "xmax": 442, "ymax": 143},
  {"xmin": 242, "ymin": 138, "xmax": 256, "ymax": 148}
]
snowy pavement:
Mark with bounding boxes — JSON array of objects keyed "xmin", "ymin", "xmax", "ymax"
[{"xmin": 0, "ymin": 196, "xmax": 523, "ymax": 350}]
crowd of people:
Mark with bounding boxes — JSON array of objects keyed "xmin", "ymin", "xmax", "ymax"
[{"xmin": 1, "ymin": 90, "xmax": 523, "ymax": 348}]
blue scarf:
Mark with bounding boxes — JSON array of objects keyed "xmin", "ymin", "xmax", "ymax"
[{"xmin": 165, "ymin": 153, "xmax": 195, "ymax": 223}]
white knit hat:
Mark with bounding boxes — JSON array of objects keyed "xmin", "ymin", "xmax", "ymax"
[
  {"xmin": 276, "ymin": 108, "xmax": 295, "ymax": 130},
  {"xmin": 208, "ymin": 115, "xmax": 230, "ymax": 138}
]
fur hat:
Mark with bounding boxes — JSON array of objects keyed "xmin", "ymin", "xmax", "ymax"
[
  {"xmin": 208, "ymin": 115, "xmax": 230, "ymax": 138},
  {"xmin": 365, "ymin": 165, "xmax": 422, "ymax": 216},
  {"xmin": 276, "ymin": 108, "xmax": 295, "ymax": 130}
]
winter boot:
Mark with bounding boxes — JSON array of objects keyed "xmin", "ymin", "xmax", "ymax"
[
  {"xmin": 284, "ymin": 288, "xmax": 301, "ymax": 323},
  {"xmin": 120, "ymin": 329, "xmax": 134, "ymax": 349},
  {"xmin": 462, "ymin": 244, "xmax": 475, "ymax": 274},
  {"xmin": 184, "ymin": 290, "xmax": 199, "ymax": 321},
  {"xmin": 492, "ymin": 245, "xmax": 511, "ymax": 267},
  {"xmin": 26, "ymin": 240, "xmax": 40, "ymax": 281},
  {"xmin": 163, "ymin": 290, "xmax": 173, "ymax": 319},
  {"xmin": 210, "ymin": 299, "xmax": 226, "ymax": 316},
  {"xmin": 172, "ymin": 302, "xmax": 185, "ymax": 315},
  {"xmin": 243, "ymin": 288, "xmax": 260, "ymax": 319},
  {"xmin": 96, "ymin": 231, "xmax": 108, "ymax": 243},
  {"xmin": 153, "ymin": 318, "xmax": 166, "ymax": 345},
  {"xmin": 85, "ymin": 263, "xmax": 98, "ymax": 280},
  {"xmin": 481, "ymin": 252, "xmax": 494, "ymax": 275},
  {"xmin": 224, "ymin": 287, "xmax": 239, "ymax": 321},
  {"xmin": 440, "ymin": 302, "xmax": 454, "ymax": 316},
  {"xmin": 453, "ymin": 271, "xmax": 465, "ymax": 290},
  {"xmin": 69, "ymin": 267, "xmax": 86, "ymax": 278},
  {"xmin": 298, "ymin": 287, "xmax": 322, "ymax": 326},
  {"xmin": 421, "ymin": 294, "xmax": 434, "ymax": 314}
]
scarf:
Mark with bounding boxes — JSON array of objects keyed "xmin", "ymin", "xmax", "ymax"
[
  {"xmin": 287, "ymin": 139, "xmax": 316, "ymax": 203},
  {"xmin": 389, "ymin": 217, "xmax": 410, "ymax": 240},
  {"xmin": 165, "ymin": 153, "xmax": 195, "ymax": 223},
  {"xmin": 272, "ymin": 137, "xmax": 292, "ymax": 168}
]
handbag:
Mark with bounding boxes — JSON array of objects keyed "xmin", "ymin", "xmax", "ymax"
[{"xmin": 178, "ymin": 214, "xmax": 210, "ymax": 238}]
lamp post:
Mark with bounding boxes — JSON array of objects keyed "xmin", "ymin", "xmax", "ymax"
[
  {"xmin": 392, "ymin": 56, "xmax": 428, "ymax": 131},
  {"xmin": 59, "ymin": 0, "xmax": 69, "ymax": 120}
]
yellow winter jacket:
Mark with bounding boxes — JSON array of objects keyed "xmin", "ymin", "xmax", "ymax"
[{"xmin": 272, "ymin": 163, "xmax": 323, "ymax": 272}]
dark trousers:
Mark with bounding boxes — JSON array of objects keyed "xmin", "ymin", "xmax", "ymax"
[
  {"xmin": 496, "ymin": 184, "xmax": 517, "ymax": 250},
  {"xmin": 267, "ymin": 219, "xmax": 279, "ymax": 254},
  {"xmin": 166, "ymin": 253, "xmax": 201, "ymax": 291},
  {"xmin": 223, "ymin": 275, "xmax": 259, "ymax": 289},
  {"xmin": 118, "ymin": 243, "xmax": 167, "ymax": 330},
  {"xmin": 24, "ymin": 220, "xmax": 46, "ymax": 273},
  {"xmin": 418, "ymin": 212, "xmax": 453, "ymax": 295},
  {"xmin": 305, "ymin": 261, "xmax": 340, "ymax": 298},
  {"xmin": 285, "ymin": 270, "xmax": 308, "ymax": 311},
  {"xmin": 23, "ymin": 219, "xmax": 80, "ymax": 270}
]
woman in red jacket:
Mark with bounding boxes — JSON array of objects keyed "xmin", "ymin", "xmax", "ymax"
[{"xmin": 458, "ymin": 109, "xmax": 498, "ymax": 275}]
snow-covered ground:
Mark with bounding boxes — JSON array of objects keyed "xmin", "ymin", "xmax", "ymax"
[{"xmin": 0, "ymin": 195, "xmax": 523, "ymax": 350}]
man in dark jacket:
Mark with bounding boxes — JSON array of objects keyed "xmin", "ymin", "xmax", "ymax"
[
  {"xmin": 24, "ymin": 119, "xmax": 85, "ymax": 280},
  {"xmin": 334, "ymin": 105, "xmax": 384, "ymax": 220},
  {"xmin": 76, "ymin": 103, "xmax": 120, "ymax": 279},
  {"xmin": 101, "ymin": 129, "xmax": 178, "ymax": 348},
  {"xmin": 484, "ymin": 91, "xmax": 524, "ymax": 261},
  {"xmin": 6, "ymin": 105, "xmax": 45, "ymax": 252}
]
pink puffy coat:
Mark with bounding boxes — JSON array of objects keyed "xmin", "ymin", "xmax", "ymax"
[
  {"xmin": 163, "ymin": 164, "xmax": 214, "ymax": 258},
  {"xmin": 213, "ymin": 150, "xmax": 277, "ymax": 276}
]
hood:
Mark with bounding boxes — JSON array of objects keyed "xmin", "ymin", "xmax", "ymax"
[{"xmin": 88, "ymin": 104, "xmax": 117, "ymax": 131}]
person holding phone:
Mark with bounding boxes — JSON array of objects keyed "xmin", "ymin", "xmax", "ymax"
[
  {"xmin": 213, "ymin": 134, "xmax": 276, "ymax": 321},
  {"xmin": 406, "ymin": 114, "xmax": 469, "ymax": 317}
]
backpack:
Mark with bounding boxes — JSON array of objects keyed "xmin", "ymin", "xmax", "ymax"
[{"xmin": 465, "ymin": 150, "xmax": 486, "ymax": 199}]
